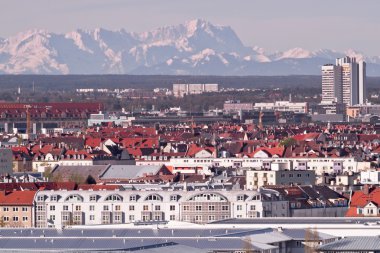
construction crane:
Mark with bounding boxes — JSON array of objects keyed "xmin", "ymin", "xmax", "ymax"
[
  {"xmin": 24, "ymin": 105, "xmax": 32, "ymax": 137},
  {"xmin": 258, "ymin": 110, "xmax": 264, "ymax": 130}
]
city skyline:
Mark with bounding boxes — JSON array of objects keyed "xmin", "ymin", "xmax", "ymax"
[{"xmin": 1, "ymin": 0, "xmax": 380, "ymax": 55}]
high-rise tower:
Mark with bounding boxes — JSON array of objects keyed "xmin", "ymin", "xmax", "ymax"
[{"xmin": 321, "ymin": 56, "xmax": 366, "ymax": 107}]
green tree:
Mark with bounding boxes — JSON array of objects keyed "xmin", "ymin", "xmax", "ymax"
[{"xmin": 279, "ymin": 137, "xmax": 297, "ymax": 148}]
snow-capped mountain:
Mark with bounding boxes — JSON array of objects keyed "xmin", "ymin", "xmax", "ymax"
[{"xmin": 0, "ymin": 19, "xmax": 379, "ymax": 75}]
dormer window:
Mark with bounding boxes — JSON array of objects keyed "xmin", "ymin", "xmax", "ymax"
[
  {"xmin": 37, "ymin": 196, "xmax": 45, "ymax": 202},
  {"xmin": 237, "ymin": 195, "xmax": 245, "ymax": 201},
  {"xmin": 170, "ymin": 195, "xmax": 178, "ymax": 201},
  {"xmin": 50, "ymin": 195, "xmax": 58, "ymax": 202},
  {"xmin": 89, "ymin": 195, "xmax": 97, "ymax": 202}
]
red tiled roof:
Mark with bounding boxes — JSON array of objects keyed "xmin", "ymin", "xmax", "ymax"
[{"xmin": 0, "ymin": 190, "xmax": 36, "ymax": 206}]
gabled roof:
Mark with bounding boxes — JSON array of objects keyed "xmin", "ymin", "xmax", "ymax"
[{"xmin": 0, "ymin": 190, "xmax": 36, "ymax": 206}]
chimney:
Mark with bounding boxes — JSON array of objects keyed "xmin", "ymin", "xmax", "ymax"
[{"xmin": 363, "ymin": 184, "xmax": 370, "ymax": 195}]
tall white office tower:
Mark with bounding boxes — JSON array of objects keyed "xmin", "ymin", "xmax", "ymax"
[
  {"xmin": 358, "ymin": 61, "xmax": 367, "ymax": 104},
  {"xmin": 321, "ymin": 64, "xmax": 342, "ymax": 103},
  {"xmin": 336, "ymin": 56, "xmax": 359, "ymax": 106}
]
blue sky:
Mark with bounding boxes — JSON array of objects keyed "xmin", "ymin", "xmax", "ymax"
[{"xmin": 1, "ymin": 0, "xmax": 380, "ymax": 55}]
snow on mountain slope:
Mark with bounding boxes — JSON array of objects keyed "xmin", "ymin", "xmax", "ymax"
[{"xmin": 0, "ymin": 19, "xmax": 379, "ymax": 75}]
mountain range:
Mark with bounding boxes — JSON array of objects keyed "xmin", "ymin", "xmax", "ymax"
[{"xmin": 1, "ymin": 19, "xmax": 379, "ymax": 76}]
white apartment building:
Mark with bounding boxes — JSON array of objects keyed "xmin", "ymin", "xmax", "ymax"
[
  {"xmin": 321, "ymin": 57, "xmax": 366, "ymax": 107},
  {"xmin": 360, "ymin": 170, "xmax": 380, "ymax": 185},
  {"xmin": 166, "ymin": 157, "xmax": 370, "ymax": 176},
  {"xmin": 172, "ymin": 83, "xmax": 219, "ymax": 97},
  {"xmin": 358, "ymin": 61, "xmax": 367, "ymax": 104},
  {"xmin": 337, "ymin": 57, "xmax": 359, "ymax": 106},
  {"xmin": 34, "ymin": 188, "xmax": 288, "ymax": 228},
  {"xmin": 246, "ymin": 165, "xmax": 316, "ymax": 190},
  {"xmin": 322, "ymin": 64, "xmax": 342, "ymax": 103},
  {"xmin": 254, "ymin": 101, "xmax": 308, "ymax": 113}
]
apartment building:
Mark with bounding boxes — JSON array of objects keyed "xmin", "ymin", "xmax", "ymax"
[
  {"xmin": 254, "ymin": 101, "xmax": 308, "ymax": 113},
  {"xmin": 172, "ymin": 83, "xmax": 219, "ymax": 97},
  {"xmin": 321, "ymin": 57, "xmax": 366, "ymax": 107},
  {"xmin": 0, "ymin": 191, "xmax": 36, "ymax": 227},
  {"xmin": 167, "ymin": 157, "xmax": 370, "ymax": 176},
  {"xmin": 34, "ymin": 188, "xmax": 288, "ymax": 228},
  {"xmin": 246, "ymin": 167, "xmax": 315, "ymax": 190}
]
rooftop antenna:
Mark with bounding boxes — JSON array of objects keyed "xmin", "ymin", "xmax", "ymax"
[{"xmin": 289, "ymin": 93, "xmax": 292, "ymax": 102}]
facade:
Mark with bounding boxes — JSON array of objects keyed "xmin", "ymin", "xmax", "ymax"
[
  {"xmin": 360, "ymin": 170, "xmax": 380, "ymax": 185},
  {"xmin": 0, "ymin": 191, "xmax": 36, "ymax": 227},
  {"xmin": 321, "ymin": 64, "xmax": 342, "ymax": 103},
  {"xmin": 0, "ymin": 148, "xmax": 13, "ymax": 176},
  {"xmin": 173, "ymin": 83, "xmax": 219, "ymax": 97},
  {"xmin": 321, "ymin": 57, "xmax": 366, "ymax": 107},
  {"xmin": 223, "ymin": 100, "xmax": 253, "ymax": 112},
  {"xmin": 167, "ymin": 157, "xmax": 370, "ymax": 176},
  {"xmin": 254, "ymin": 101, "xmax": 308, "ymax": 113},
  {"xmin": 0, "ymin": 102, "xmax": 103, "ymax": 133},
  {"xmin": 246, "ymin": 169, "xmax": 315, "ymax": 190},
  {"xmin": 34, "ymin": 188, "xmax": 289, "ymax": 228},
  {"xmin": 337, "ymin": 56, "xmax": 359, "ymax": 106}
]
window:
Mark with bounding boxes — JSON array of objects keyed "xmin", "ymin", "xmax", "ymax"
[
  {"xmin": 90, "ymin": 195, "xmax": 97, "ymax": 202},
  {"xmin": 196, "ymin": 205, "xmax": 202, "ymax": 211},
  {"xmin": 170, "ymin": 215, "xmax": 175, "ymax": 221},
  {"xmin": 37, "ymin": 205, "xmax": 44, "ymax": 211},
  {"xmin": 49, "ymin": 206, "xmax": 55, "ymax": 211},
  {"xmin": 183, "ymin": 206, "xmax": 190, "ymax": 211},
  {"xmin": 237, "ymin": 205, "xmax": 243, "ymax": 211},
  {"xmin": 103, "ymin": 205, "xmax": 109, "ymax": 211},
  {"xmin": 23, "ymin": 216, "xmax": 28, "ymax": 222},
  {"xmin": 37, "ymin": 196, "xmax": 44, "ymax": 202},
  {"xmin": 222, "ymin": 205, "xmax": 229, "ymax": 211},
  {"xmin": 170, "ymin": 205, "xmax": 175, "ymax": 211},
  {"xmin": 12, "ymin": 207, "xmax": 18, "ymax": 212},
  {"xmin": 13, "ymin": 216, "xmax": 19, "ymax": 222},
  {"xmin": 102, "ymin": 214, "xmax": 110, "ymax": 221},
  {"xmin": 105, "ymin": 194, "xmax": 122, "ymax": 202},
  {"xmin": 3, "ymin": 216, "xmax": 9, "ymax": 222},
  {"xmin": 115, "ymin": 205, "xmax": 121, "ymax": 211},
  {"xmin": 75, "ymin": 206, "xmax": 81, "ymax": 211},
  {"xmin": 208, "ymin": 215, "xmax": 215, "ymax": 221},
  {"xmin": 90, "ymin": 205, "xmax": 95, "ymax": 211},
  {"xmin": 3, "ymin": 207, "xmax": 8, "ymax": 212},
  {"xmin": 154, "ymin": 215, "xmax": 161, "ymax": 220},
  {"xmin": 65, "ymin": 195, "xmax": 83, "ymax": 202},
  {"xmin": 237, "ymin": 195, "xmax": 244, "ymax": 201},
  {"xmin": 90, "ymin": 215, "xmax": 95, "ymax": 221},
  {"xmin": 51, "ymin": 195, "xmax": 58, "ymax": 201},
  {"xmin": 129, "ymin": 215, "xmax": 135, "ymax": 221},
  {"xmin": 143, "ymin": 205, "xmax": 149, "ymax": 211},
  {"xmin": 63, "ymin": 205, "xmax": 69, "ymax": 211},
  {"xmin": 170, "ymin": 195, "xmax": 177, "ymax": 201},
  {"xmin": 62, "ymin": 215, "xmax": 69, "ymax": 221},
  {"xmin": 129, "ymin": 195, "xmax": 137, "ymax": 201},
  {"xmin": 22, "ymin": 207, "xmax": 28, "ymax": 212},
  {"xmin": 49, "ymin": 215, "xmax": 55, "ymax": 221},
  {"xmin": 155, "ymin": 205, "xmax": 161, "ymax": 211},
  {"xmin": 129, "ymin": 205, "xmax": 135, "ymax": 211},
  {"xmin": 145, "ymin": 194, "xmax": 162, "ymax": 201},
  {"xmin": 209, "ymin": 205, "xmax": 215, "ymax": 211},
  {"xmin": 195, "ymin": 215, "xmax": 202, "ymax": 221},
  {"xmin": 114, "ymin": 215, "xmax": 121, "ymax": 221},
  {"xmin": 250, "ymin": 205, "xmax": 256, "ymax": 211}
]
